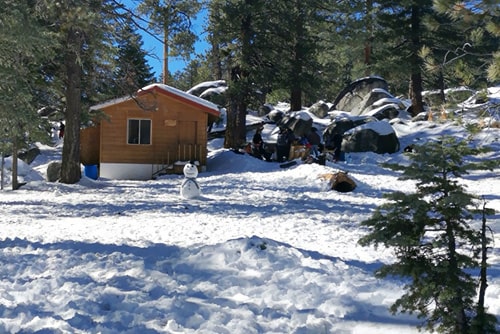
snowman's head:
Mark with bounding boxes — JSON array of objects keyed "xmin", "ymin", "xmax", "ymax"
[{"xmin": 183, "ymin": 162, "xmax": 198, "ymax": 178}]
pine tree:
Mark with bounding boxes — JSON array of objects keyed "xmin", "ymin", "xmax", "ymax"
[
  {"xmin": 36, "ymin": 0, "xmax": 132, "ymax": 184},
  {"xmin": 111, "ymin": 21, "xmax": 155, "ymax": 96},
  {"xmin": 470, "ymin": 200, "xmax": 498, "ymax": 334},
  {"xmin": 208, "ymin": 0, "xmax": 269, "ymax": 149},
  {"xmin": 137, "ymin": 0, "xmax": 201, "ymax": 84},
  {"xmin": 172, "ymin": 56, "xmax": 213, "ymax": 91},
  {"xmin": 433, "ymin": 0, "xmax": 500, "ymax": 83},
  {"xmin": 313, "ymin": 1, "xmax": 371, "ymax": 100},
  {"xmin": 358, "ymin": 136, "xmax": 498, "ymax": 333},
  {"xmin": 276, "ymin": 0, "xmax": 327, "ymax": 110},
  {"xmin": 0, "ymin": 0, "xmax": 53, "ymax": 189}
]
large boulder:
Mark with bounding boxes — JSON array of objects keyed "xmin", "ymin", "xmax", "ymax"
[
  {"xmin": 342, "ymin": 121, "xmax": 400, "ymax": 154},
  {"xmin": 47, "ymin": 161, "xmax": 62, "ymax": 182},
  {"xmin": 266, "ymin": 109, "xmax": 285, "ymax": 124},
  {"xmin": 37, "ymin": 106, "xmax": 58, "ymax": 117},
  {"xmin": 322, "ymin": 116, "xmax": 370, "ymax": 149},
  {"xmin": 258, "ymin": 104, "xmax": 273, "ymax": 117},
  {"xmin": 350, "ymin": 88, "xmax": 394, "ymax": 116},
  {"xmin": 423, "ymin": 87, "xmax": 475, "ymax": 108},
  {"xmin": 323, "ymin": 116, "xmax": 400, "ymax": 154},
  {"xmin": 18, "ymin": 147, "xmax": 41, "ymax": 164},
  {"xmin": 186, "ymin": 80, "xmax": 226, "ymax": 97},
  {"xmin": 308, "ymin": 101, "xmax": 330, "ymax": 118},
  {"xmin": 199, "ymin": 86, "xmax": 227, "ymax": 106},
  {"xmin": 332, "ymin": 76, "xmax": 389, "ymax": 113},
  {"xmin": 365, "ymin": 103, "xmax": 402, "ymax": 120},
  {"xmin": 278, "ymin": 111, "xmax": 313, "ymax": 137}
]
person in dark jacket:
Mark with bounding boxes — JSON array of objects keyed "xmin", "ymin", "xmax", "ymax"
[
  {"xmin": 252, "ymin": 126, "xmax": 269, "ymax": 160},
  {"xmin": 332, "ymin": 133, "xmax": 343, "ymax": 161},
  {"xmin": 276, "ymin": 127, "xmax": 295, "ymax": 162},
  {"xmin": 306, "ymin": 127, "xmax": 321, "ymax": 157}
]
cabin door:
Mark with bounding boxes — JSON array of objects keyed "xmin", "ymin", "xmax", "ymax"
[
  {"xmin": 177, "ymin": 121, "xmax": 198, "ymax": 161},
  {"xmin": 178, "ymin": 121, "xmax": 197, "ymax": 144}
]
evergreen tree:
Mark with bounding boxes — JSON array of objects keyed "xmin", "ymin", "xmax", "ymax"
[
  {"xmin": 36, "ymin": 0, "xmax": 130, "ymax": 184},
  {"xmin": 172, "ymin": 56, "xmax": 212, "ymax": 91},
  {"xmin": 470, "ymin": 199, "xmax": 498, "ymax": 334},
  {"xmin": 270, "ymin": 0, "xmax": 325, "ymax": 110},
  {"xmin": 432, "ymin": 0, "xmax": 500, "ymax": 83},
  {"xmin": 358, "ymin": 136, "xmax": 498, "ymax": 333},
  {"xmin": 418, "ymin": 6, "xmax": 469, "ymax": 102},
  {"xmin": 208, "ymin": 0, "xmax": 270, "ymax": 149},
  {"xmin": 314, "ymin": 0, "xmax": 373, "ymax": 100},
  {"xmin": 207, "ymin": 0, "xmax": 332, "ymax": 146},
  {"xmin": 0, "ymin": 0, "xmax": 53, "ymax": 189},
  {"xmin": 370, "ymin": 0, "xmax": 434, "ymax": 115},
  {"xmin": 137, "ymin": 0, "xmax": 201, "ymax": 84},
  {"xmin": 111, "ymin": 21, "xmax": 155, "ymax": 96}
]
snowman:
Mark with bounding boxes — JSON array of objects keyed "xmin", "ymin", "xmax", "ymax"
[{"xmin": 180, "ymin": 161, "xmax": 200, "ymax": 199}]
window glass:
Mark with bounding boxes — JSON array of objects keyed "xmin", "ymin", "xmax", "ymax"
[
  {"xmin": 128, "ymin": 120, "xmax": 139, "ymax": 144},
  {"xmin": 128, "ymin": 119, "xmax": 151, "ymax": 145},
  {"xmin": 140, "ymin": 120, "xmax": 151, "ymax": 144}
]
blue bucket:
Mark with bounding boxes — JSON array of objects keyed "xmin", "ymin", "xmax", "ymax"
[{"xmin": 84, "ymin": 165, "xmax": 98, "ymax": 180}]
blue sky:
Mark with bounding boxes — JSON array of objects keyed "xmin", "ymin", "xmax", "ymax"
[
  {"xmin": 140, "ymin": 29, "xmax": 208, "ymax": 77},
  {"xmin": 136, "ymin": 8, "xmax": 209, "ymax": 78}
]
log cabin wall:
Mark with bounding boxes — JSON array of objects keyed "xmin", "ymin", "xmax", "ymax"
[
  {"xmin": 80, "ymin": 125, "xmax": 100, "ymax": 165},
  {"xmin": 98, "ymin": 93, "xmax": 209, "ymax": 168}
]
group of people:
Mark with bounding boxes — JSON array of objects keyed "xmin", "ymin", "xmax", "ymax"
[{"xmin": 251, "ymin": 124, "xmax": 328, "ymax": 163}]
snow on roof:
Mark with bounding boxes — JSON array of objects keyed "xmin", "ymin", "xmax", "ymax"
[
  {"xmin": 90, "ymin": 96, "xmax": 131, "ymax": 111},
  {"xmin": 90, "ymin": 83, "xmax": 220, "ymax": 117},
  {"xmin": 141, "ymin": 83, "xmax": 220, "ymax": 113}
]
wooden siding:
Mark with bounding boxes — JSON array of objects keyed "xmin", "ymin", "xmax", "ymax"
[
  {"xmin": 80, "ymin": 126, "xmax": 100, "ymax": 165},
  {"xmin": 97, "ymin": 93, "xmax": 209, "ymax": 167}
]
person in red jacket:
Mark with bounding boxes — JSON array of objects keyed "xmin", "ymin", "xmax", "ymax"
[{"xmin": 58, "ymin": 122, "xmax": 65, "ymax": 139}]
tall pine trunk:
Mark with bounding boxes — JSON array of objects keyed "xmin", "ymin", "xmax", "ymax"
[
  {"xmin": 163, "ymin": 24, "xmax": 169, "ymax": 84},
  {"xmin": 289, "ymin": 5, "xmax": 305, "ymax": 112},
  {"xmin": 60, "ymin": 27, "xmax": 83, "ymax": 184},
  {"xmin": 290, "ymin": 88, "xmax": 302, "ymax": 112},
  {"xmin": 224, "ymin": 99, "xmax": 247, "ymax": 149},
  {"xmin": 224, "ymin": 1, "xmax": 253, "ymax": 149},
  {"xmin": 446, "ymin": 221, "xmax": 469, "ymax": 333},
  {"xmin": 224, "ymin": 66, "xmax": 248, "ymax": 149},
  {"xmin": 408, "ymin": 4, "xmax": 424, "ymax": 116},
  {"xmin": 364, "ymin": 0, "xmax": 373, "ymax": 74},
  {"xmin": 211, "ymin": 42, "xmax": 223, "ymax": 80},
  {"xmin": 290, "ymin": 40, "xmax": 303, "ymax": 111},
  {"xmin": 11, "ymin": 135, "xmax": 19, "ymax": 190}
]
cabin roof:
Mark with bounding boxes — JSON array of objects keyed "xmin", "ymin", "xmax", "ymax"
[{"xmin": 90, "ymin": 83, "xmax": 221, "ymax": 118}]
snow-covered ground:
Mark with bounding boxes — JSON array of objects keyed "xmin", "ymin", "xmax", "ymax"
[{"xmin": 0, "ymin": 94, "xmax": 499, "ymax": 333}]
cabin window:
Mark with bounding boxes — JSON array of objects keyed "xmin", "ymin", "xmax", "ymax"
[{"xmin": 127, "ymin": 119, "xmax": 151, "ymax": 145}]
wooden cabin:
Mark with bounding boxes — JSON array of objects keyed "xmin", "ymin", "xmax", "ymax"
[{"xmin": 81, "ymin": 83, "xmax": 220, "ymax": 180}]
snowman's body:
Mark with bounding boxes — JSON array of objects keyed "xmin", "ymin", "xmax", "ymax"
[{"xmin": 180, "ymin": 162, "xmax": 200, "ymax": 199}]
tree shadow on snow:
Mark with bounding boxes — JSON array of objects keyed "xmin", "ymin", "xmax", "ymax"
[{"xmin": 0, "ymin": 237, "xmax": 428, "ymax": 333}]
